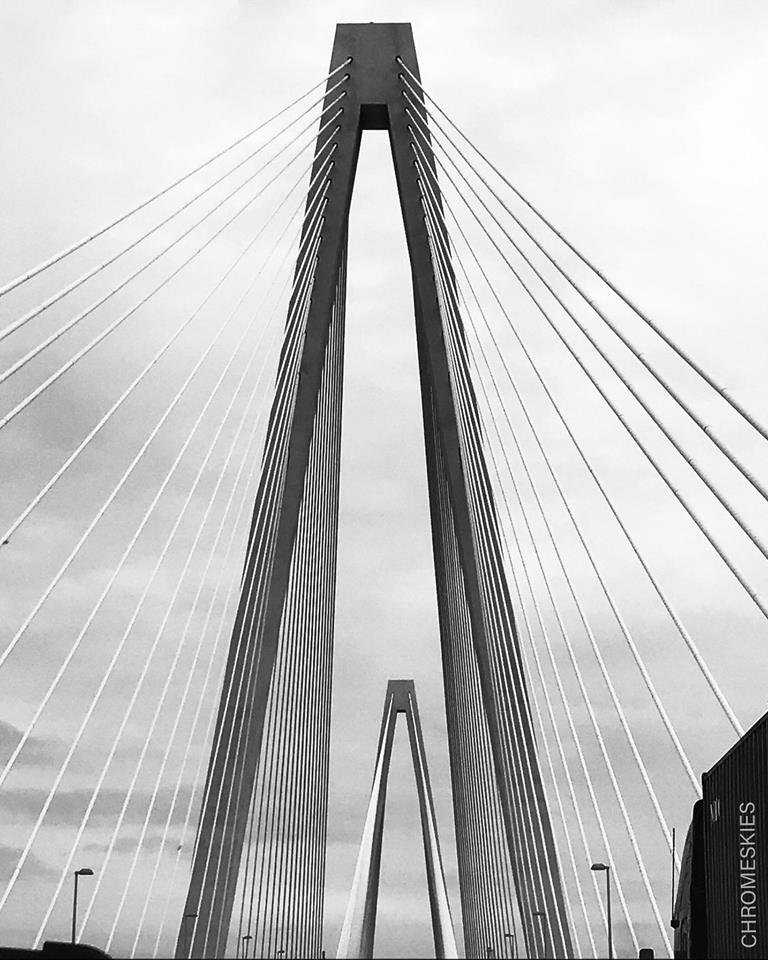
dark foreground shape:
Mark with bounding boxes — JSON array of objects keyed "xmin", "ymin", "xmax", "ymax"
[
  {"xmin": 0, "ymin": 942, "xmax": 110, "ymax": 959},
  {"xmin": 673, "ymin": 706, "xmax": 768, "ymax": 958}
]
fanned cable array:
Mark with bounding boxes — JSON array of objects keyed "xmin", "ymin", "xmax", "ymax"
[
  {"xmin": 2, "ymin": 19, "xmax": 766, "ymax": 960},
  {"xmin": 0, "ymin": 60, "xmax": 349, "ymax": 958},
  {"xmin": 419, "ymin": 153, "xmax": 572, "ymax": 960},
  {"xmin": 433, "ymin": 416, "xmax": 523, "ymax": 959},
  {"xmin": 400, "ymin": 56, "xmax": 767, "ymax": 957},
  {"xmin": 192, "ymin": 243, "xmax": 346, "ymax": 960}
]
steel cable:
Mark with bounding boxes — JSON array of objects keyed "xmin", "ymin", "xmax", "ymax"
[
  {"xmin": 0, "ymin": 111, "xmax": 342, "ymax": 430},
  {"xmin": 414, "ymin": 145, "xmax": 744, "ymax": 735},
  {"xmin": 0, "ymin": 79, "xmax": 347, "ymax": 350},
  {"xmin": 0, "ymin": 175, "xmax": 329, "ymax": 684},
  {"xmin": 409, "ymin": 114, "xmax": 768, "ymax": 574},
  {"xmin": 184, "ymin": 232, "xmax": 322, "ymax": 952},
  {"xmin": 429, "ymin": 206, "xmax": 542, "ymax": 948},
  {"xmin": 199, "ymin": 274, "xmax": 318, "ymax": 954},
  {"xmin": 421, "ymin": 170, "xmax": 699, "ymax": 809},
  {"xmin": 0, "ymin": 149, "xmax": 335, "ymax": 548},
  {"xmin": 204, "ymin": 238, "xmax": 329, "ymax": 952},
  {"xmin": 397, "ymin": 58, "xmax": 768, "ymax": 447},
  {"xmin": 135, "ymin": 378, "xmax": 281, "ymax": 957},
  {"xmin": 425, "ymin": 234, "xmax": 584, "ymax": 955},
  {"xmin": 9, "ymin": 210, "xmax": 318, "ymax": 937},
  {"xmin": 426, "ymin": 210, "xmax": 596, "ymax": 956},
  {"xmin": 435, "ymin": 451, "xmax": 531, "ymax": 955},
  {"xmin": 425, "ymin": 203, "xmax": 574, "ymax": 954},
  {"xmin": 404, "ymin": 87, "xmax": 768, "ymax": 514},
  {"xmin": 82, "ymin": 229, "xmax": 322, "ymax": 945},
  {"xmin": 167, "ymin": 234, "xmax": 322, "ymax": 952},
  {"xmin": 448, "ymin": 282, "xmax": 673, "ymax": 950},
  {"xmin": 0, "ymin": 58, "xmax": 351, "ymax": 300},
  {"xmin": 149, "ymin": 365, "xmax": 301, "ymax": 957},
  {"xmin": 29, "ymin": 210, "xmax": 324, "ymax": 948},
  {"xmin": 431, "ymin": 254, "xmax": 554, "ymax": 956},
  {"xmin": 425, "ymin": 199, "xmax": 608, "ymax": 940},
  {"xmin": 411, "ymin": 133, "xmax": 768, "ymax": 622},
  {"xmin": 444, "ymin": 322, "xmax": 640, "ymax": 952},
  {"xmin": 426, "ymin": 187, "xmax": 672, "ymax": 952},
  {"xmin": 118, "ymin": 280, "xmax": 314, "ymax": 954}
]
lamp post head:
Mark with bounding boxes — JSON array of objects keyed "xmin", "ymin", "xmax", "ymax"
[
  {"xmin": 74, "ymin": 868, "xmax": 94, "ymax": 877},
  {"xmin": 591, "ymin": 862, "xmax": 609, "ymax": 872},
  {"xmin": 183, "ymin": 912, "xmax": 198, "ymax": 919}
]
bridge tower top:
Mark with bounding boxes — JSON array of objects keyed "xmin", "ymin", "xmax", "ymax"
[
  {"xmin": 386, "ymin": 678, "xmax": 416, "ymax": 710},
  {"xmin": 329, "ymin": 22, "xmax": 420, "ymax": 130}
]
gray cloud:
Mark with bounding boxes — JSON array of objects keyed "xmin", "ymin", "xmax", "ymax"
[
  {"xmin": 0, "ymin": 844, "xmax": 55, "ymax": 883},
  {"xmin": 0, "ymin": 720, "xmax": 59, "ymax": 771},
  {"xmin": 0, "ymin": 783, "xmax": 194, "ymax": 830}
]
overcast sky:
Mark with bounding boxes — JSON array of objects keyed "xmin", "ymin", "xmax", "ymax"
[{"xmin": 1, "ymin": 1, "xmax": 767, "ymax": 958}]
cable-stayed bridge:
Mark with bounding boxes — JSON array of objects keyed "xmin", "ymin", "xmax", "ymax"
[{"xmin": 0, "ymin": 19, "xmax": 766, "ymax": 960}]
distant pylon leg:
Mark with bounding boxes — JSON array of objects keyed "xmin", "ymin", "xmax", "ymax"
[{"xmin": 337, "ymin": 680, "xmax": 459, "ymax": 960}]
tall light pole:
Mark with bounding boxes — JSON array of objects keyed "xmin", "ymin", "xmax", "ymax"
[
  {"xmin": 241, "ymin": 933, "xmax": 252, "ymax": 958},
  {"xmin": 532, "ymin": 910, "xmax": 547, "ymax": 958},
  {"xmin": 671, "ymin": 826, "xmax": 677, "ymax": 924},
  {"xmin": 71, "ymin": 868, "xmax": 93, "ymax": 944},
  {"xmin": 591, "ymin": 862, "xmax": 613, "ymax": 959},
  {"xmin": 182, "ymin": 911, "xmax": 198, "ymax": 958},
  {"xmin": 503, "ymin": 930, "xmax": 517, "ymax": 958}
]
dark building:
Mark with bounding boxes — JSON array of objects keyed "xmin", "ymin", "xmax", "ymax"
[
  {"xmin": 673, "ymin": 799, "xmax": 707, "ymax": 957},
  {"xmin": 0, "ymin": 944, "xmax": 109, "ymax": 959},
  {"xmin": 673, "ymin": 708, "xmax": 768, "ymax": 958}
]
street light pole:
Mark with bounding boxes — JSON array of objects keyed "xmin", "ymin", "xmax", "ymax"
[
  {"xmin": 71, "ymin": 868, "xmax": 94, "ymax": 944},
  {"xmin": 591, "ymin": 862, "xmax": 613, "ymax": 959},
  {"xmin": 503, "ymin": 930, "xmax": 517, "ymax": 958},
  {"xmin": 671, "ymin": 826, "xmax": 677, "ymax": 924},
  {"xmin": 532, "ymin": 910, "xmax": 547, "ymax": 958},
  {"xmin": 71, "ymin": 874, "xmax": 78, "ymax": 945}
]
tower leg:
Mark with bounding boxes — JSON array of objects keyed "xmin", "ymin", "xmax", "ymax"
[{"xmin": 178, "ymin": 23, "xmax": 572, "ymax": 959}]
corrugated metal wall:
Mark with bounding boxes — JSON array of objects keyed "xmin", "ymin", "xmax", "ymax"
[{"xmin": 702, "ymin": 710, "xmax": 768, "ymax": 958}]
